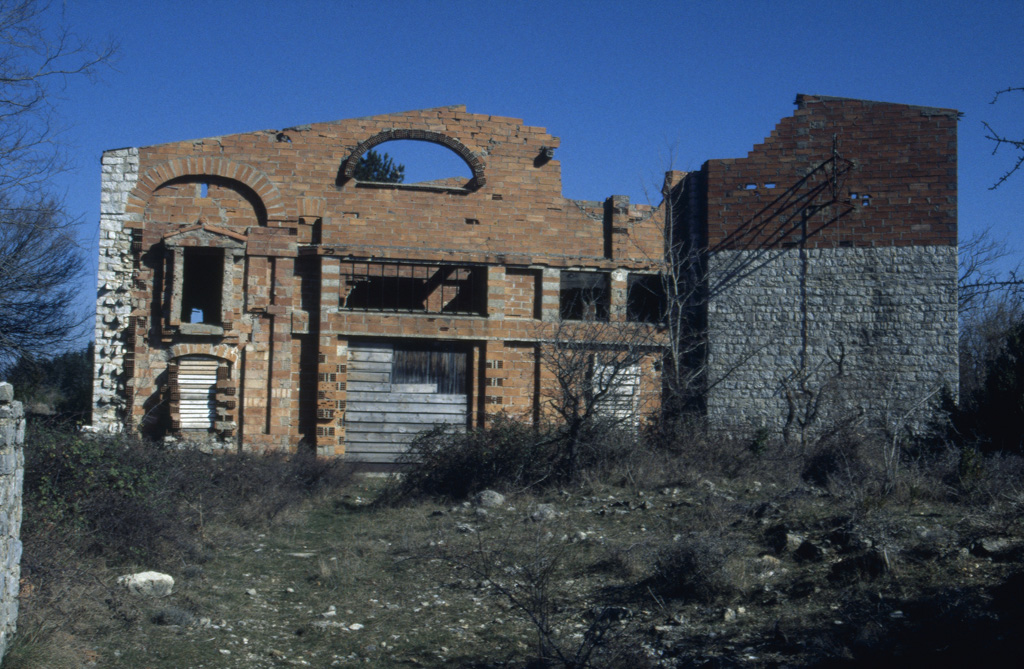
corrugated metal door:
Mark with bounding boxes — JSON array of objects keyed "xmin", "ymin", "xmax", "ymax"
[
  {"xmin": 344, "ymin": 341, "xmax": 468, "ymax": 463},
  {"xmin": 178, "ymin": 356, "xmax": 218, "ymax": 430}
]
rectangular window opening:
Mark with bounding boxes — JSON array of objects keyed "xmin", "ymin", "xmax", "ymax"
[
  {"xmin": 181, "ymin": 248, "xmax": 224, "ymax": 324},
  {"xmin": 339, "ymin": 261, "xmax": 485, "ymax": 315},
  {"xmin": 560, "ymin": 271, "xmax": 610, "ymax": 321},
  {"xmin": 392, "ymin": 341, "xmax": 468, "ymax": 394},
  {"xmin": 627, "ymin": 273, "xmax": 667, "ymax": 324}
]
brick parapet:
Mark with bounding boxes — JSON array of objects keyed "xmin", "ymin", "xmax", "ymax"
[
  {"xmin": 128, "ymin": 106, "xmax": 664, "ymax": 266},
  {"xmin": 704, "ymin": 95, "xmax": 958, "ymax": 250}
]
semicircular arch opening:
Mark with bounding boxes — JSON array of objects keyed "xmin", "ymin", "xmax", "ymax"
[
  {"xmin": 148, "ymin": 175, "xmax": 269, "ymax": 228},
  {"xmin": 340, "ymin": 130, "xmax": 486, "ymax": 189}
]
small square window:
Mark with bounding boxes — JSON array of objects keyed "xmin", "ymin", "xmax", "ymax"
[
  {"xmin": 560, "ymin": 271, "xmax": 610, "ymax": 321},
  {"xmin": 627, "ymin": 274, "xmax": 666, "ymax": 324}
]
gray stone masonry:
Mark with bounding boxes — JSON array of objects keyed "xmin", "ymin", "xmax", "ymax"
[
  {"xmin": 705, "ymin": 245, "xmax": 958, "ymax": 441},
  {"xmin": 92, "ymin": 148, "xmax": 140, "ymax": 432},
  {"xmin": 0, "ymin": 382, "xmax": 25, "ymax": 662}
]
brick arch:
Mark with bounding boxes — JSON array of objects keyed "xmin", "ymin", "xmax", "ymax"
[
  {"xmin": 125, "ymin": 157, "xmax": 287, "ymax": 224},
  {"xmin": 168, "ymin": 343, "xmax": 240, "ymax": 368},
  {"xmin": 341, "ymin": 129, "xmax": 486, "ymax": 188}
]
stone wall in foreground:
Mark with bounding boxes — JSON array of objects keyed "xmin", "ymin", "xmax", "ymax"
[{"xmin": 0, "ymin": 383, "xmax": 25, "ymax": 662}]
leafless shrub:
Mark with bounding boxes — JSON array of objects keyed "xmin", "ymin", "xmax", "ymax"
[
  {"xmin": 654, "ymin": 416, "xmax": 803, "ymax": 488},
  {"xmin": 386, "ymin": 414, "xmax": 644, "ymax": 503},
  {"xmin": 150, "ymin": 606, "xmax": 194, "ymax": 627},
  {"xmin": 437, "ymin": 521, "xmax": 638, "ymax": 669},
  {"xmin": 802, "ymin": 434, "xmax": 874, "ymax": 491},
  {"xmin": 646, "ymin": 534, "xmax": 743, "ymax": 604},
  {"xmin": 538, "ymin": 317, "xmax": 664, "ymax": 482}
]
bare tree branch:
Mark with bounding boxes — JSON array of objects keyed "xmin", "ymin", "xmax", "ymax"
[
  {"xmin": 958, "ymin": 228, "xmax": 1024, "ymax": 321},
  {"xmin": 957, "ymin": 229, "xmax": 1024, "ymax": 403},
  {"xmin": 984, "ymin": 87, "xmax": 1024, "ymax": 189},
  {"xmin": 0, "ymin": 1, "xmax": 116, "ymax": 363},
  {"xmin": 536, "ymin": 315, "xmax": 664, "ymax": 480}
]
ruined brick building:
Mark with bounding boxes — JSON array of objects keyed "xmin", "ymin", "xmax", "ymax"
[{"xmin": 91, "ymin": 95, "xmax": 959, "ymax": 459}]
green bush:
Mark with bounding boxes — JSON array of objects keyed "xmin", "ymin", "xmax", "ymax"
[{"xmin": 27, "ymin": 430, "xmax": 144, "ymax": 523}]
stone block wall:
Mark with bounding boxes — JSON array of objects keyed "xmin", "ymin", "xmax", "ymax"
[
  {"xmin": 92, "ymin": 148, "xmax": 140, "ymax": 432},
  {"xmin": 0, "ymin": 383, "xmax": 25, "ymax": 662},
  {"xmin": 706, "ymin": 246, "xmax": 958, "ymax": 436}
]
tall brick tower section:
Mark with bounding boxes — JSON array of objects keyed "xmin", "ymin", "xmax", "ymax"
[{"xmin": 680, "ymin": 95, "xmax": 959, "ymax": 439}]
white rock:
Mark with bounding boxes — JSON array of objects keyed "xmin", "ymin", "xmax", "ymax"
[
  {"xmin": 473, "ymin": 490, "xmax": 506, "ymax": 508},
  {"xmin": 530, "ymin": 504, "xmax": 557, "ymax": 522},
  {"xmin": 117, "ymin": 571, "xmax": 174, "ymax": 597}
]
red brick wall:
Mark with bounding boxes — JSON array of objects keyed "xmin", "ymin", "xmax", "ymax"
[
  {"xmin": 705, "ymin": 95, "xmax": 958, "ymax": 250},
  {"xmin": 129, "ymin": 106, "xmax": 665, "ymax": 267},
  {"xmin": 117, "ymin": 105, "xmax": 673, "ymax": 450},
  {"xmin": 146, "ymin": 179, "xmax": 263, "ymax": 231},
  {"xmin": 504, "ymin": 269, "xmax": 540, "ymax": 319}
]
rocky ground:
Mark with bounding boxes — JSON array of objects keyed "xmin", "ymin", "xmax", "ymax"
[{"xmin": 17, "ymin": 469, "xmax": 1024, "ymax": 668}]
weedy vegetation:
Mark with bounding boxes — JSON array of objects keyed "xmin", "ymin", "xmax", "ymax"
[{"xmin": 7, "ymin": 402, "xmax": 1024, "ymax": 668}]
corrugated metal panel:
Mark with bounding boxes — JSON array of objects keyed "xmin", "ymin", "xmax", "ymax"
[
  {"xmin": 178, "ymin": 356, "xmax": 217, "ymax": 430},
  {"xmin": 593, "ymin": 363, "xmax": 641, "ymax": 425},
  {"xmin": 344, "ymin": 342, "xmax": 468, "ymax": 463}
]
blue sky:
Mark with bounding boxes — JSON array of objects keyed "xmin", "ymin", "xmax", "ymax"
[{"xmin": 43, "ymin": 0, "xmax": 1024, "ymax": 340}]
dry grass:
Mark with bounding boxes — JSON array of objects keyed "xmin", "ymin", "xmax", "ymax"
[{"xmin": 12, "ymin": 421, "xmax": 1024, "ymax": 667}]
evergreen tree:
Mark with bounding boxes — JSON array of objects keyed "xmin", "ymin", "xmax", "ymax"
[
  {"xmin": 353, "ymin": 150, "xmax": 405, "ymax": 183},
  {"xmin": 975, "ymin": 320, "xmax": 1024, "ymax": 452},
  {"xmin": 3, "ymin": 343, "xmax": 93, "ymax": 419}
]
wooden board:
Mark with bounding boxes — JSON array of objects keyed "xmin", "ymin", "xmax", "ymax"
[
  {"xmin": 344, "ymin": 341, "xmax": 467, "ymax": 462},
  {"xmin": 177, "ymin": 355, "xmax": 217, "ymax": 430}
]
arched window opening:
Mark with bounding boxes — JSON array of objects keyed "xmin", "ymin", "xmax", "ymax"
[
  {"xmin": 150, "ymin": 175, "xmax": 268, "ymax": 227},
  {"xmin": 354, "ymin": 140, "xmax": 474, "ymax": 189}
]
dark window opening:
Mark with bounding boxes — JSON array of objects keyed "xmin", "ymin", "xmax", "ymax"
[
  {"xmin": 181, "ymin": 248, "xmax": 223, "ymax": 324},
  {"xmin": 392, "ymin": 341, "xmax": 467, "ymax": 394},
  {"xmin": 627, "ymin": 274, "xmax": 667, "ymax": 324},
  {"xmin": 340, "ymin": 261, "xmax": 485, "ymax": 315},
  {"xmin": 560, "ymin": 271, "xmax": 610, "ymax": 321}
]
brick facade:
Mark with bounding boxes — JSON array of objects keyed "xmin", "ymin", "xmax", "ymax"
[
  {"xmin": 92, "ymin": 106, "xmax": 667, "ymax": 459},
  {"xmin": 91, "ymin": 95, "xmax": 959, "ymax": 453}
]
